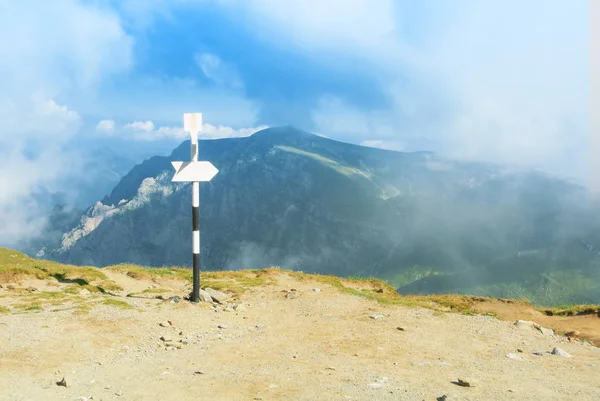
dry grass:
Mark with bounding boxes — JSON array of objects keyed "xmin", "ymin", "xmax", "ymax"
[
  {"xmin": 0, "ymin": 248, "xmax": 121, "ymax": 293},
  {"xmin": 541, "ymin": 304, "xmax": 600, "ymax": 316},
  {"xmin": 3, "ymin": 248, "xmax": 597, "ymax": 321},
  {"xmin": 102, "ymin": 299, "xmax": 135, "ymax": 310},
  {"xmin": 201, "ymin": 269, "xmax": 277, "ymax": 298},
  {"xmin": 104, "ymin": 263, "xmax": 192, "ymax": 282}
]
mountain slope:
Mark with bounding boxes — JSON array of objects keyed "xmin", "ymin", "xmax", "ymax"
[{"xmin": 43, "ymin": 127, "xmax": 600, "ymax": 305}]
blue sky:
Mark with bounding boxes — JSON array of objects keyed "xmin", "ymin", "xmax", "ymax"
[{"xmin": 0, "ymin": 0, "xmax": 591, "ymax": 243}]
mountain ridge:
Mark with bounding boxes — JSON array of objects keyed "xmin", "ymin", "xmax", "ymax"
[{"xmin": 40, "ymin": 126, "xmax": 600, "ymax": 306}]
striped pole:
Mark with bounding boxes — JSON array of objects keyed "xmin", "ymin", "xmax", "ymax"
[
  {"xmin": 186, "ymin": 113, "xmax": 202, "ymax": 303},
  {"xmin": 172, "ymin": 113, "xmax": 218, "ymax": 304}
]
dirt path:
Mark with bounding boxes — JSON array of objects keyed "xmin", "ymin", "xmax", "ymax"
[
  {"xmin": 1, "ymin": 273, "xmax": 599, "ymax": 400},
  {"xmin": 472, "ymin": 299, "xmax": 600, "ymax": 347}
]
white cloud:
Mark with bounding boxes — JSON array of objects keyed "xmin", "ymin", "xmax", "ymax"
[
  {"xmin": 0, "ymin": 0, "xmax": 133, "ymax": 246},
  {"xmin": 592, "ymin": 0, "xmax": 600, "ymax": 192},
  {"xmin": 201, "ymin": 123, "xmax": 269, "ymax": 139},
  {"xmin": 308, "ymin": 0, "xmax": 588, "ymax": 182},
  {"xmin": 194, "ymin": 52, "xmax": 244, "ymax": 90},
  {"xmin": 96, "ymin": 119, "xmax": 116, "ymax": 133},
  {"xmin": 361, "ymin": 140, "xmax": 404, "ymax": 152},
  {"xmin": 124, "ymin": 120, "xmax": 156, "ymax": 132},
  {"xmin": 95, "ymin": 119, "xmax": 268, "ymax": 141},
  {"xmin": 227, "ymin": 0, "xmax": 398, "ymax": 59}
]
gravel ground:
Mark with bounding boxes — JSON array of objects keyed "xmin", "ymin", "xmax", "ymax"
[{"xmin": 1, "ymin": 272, "xmax": 599, "ymax": 401}]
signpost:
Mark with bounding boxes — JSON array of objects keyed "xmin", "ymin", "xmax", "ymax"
[{"xmin": 171, "ymin": 113, "xmax": 219, "ymax": 303}]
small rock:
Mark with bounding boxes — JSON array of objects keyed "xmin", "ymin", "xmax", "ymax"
[
  {"xmin": 26, "ymin": 286, "xmax": 38, "ymax": 292},
  {"xmin": 369, "ymin": 314, "xmax": 384, "ymax": 320},
  {"xmin": 514, "ymin": 320, "xmax": 538, "ymax": 330},
  {"xmin": 367, "ymin": 383, "xmax": 383, "ymax": 389},
  {"xmin": 396, "ymin": 327, "xmax": 405, "ymax": 331},
  {"xmin": 506, "ymin": 353, "xmax": 523, "ymax": 361},
  {"xmin": 79, "ymin": 288, "xmax": 91, "ymax": 296},
  {"xmin": 517, "ymin": 348, "xmax": 523, "ymax": 353},
  {"xmin": 56, "ymin": 377, "xmax": 68, "ymax": 387},
  {"xmin": 551, "ymin": 347, "xmax": 572, "ymax": 358},
  {"xmin": 6, "ymin": 284, "xmax": 15, "ymax": 290},
  {"xmin": 115, "ymin": 390, "xmax": 124, "ymax": 397},
  {"xmin": 455, "ymin": 378, "xmax": 478, "ymax": 387},
  {"xmin": 326, "ymin": 366, "xmax": 336, "ymax": 370},
  {"xmin": 168, "ymin": 296, "xmax": 181, "ymax": 303},
  {"xmin": 205, "ymin": 288, "xmax": 228, "ymax": 304},
  {"xmin": 254, "ymin": 397, "xmax": 263, "ymax": 400},
  {"xmin": 224, "ymin": 306, "xmax": 234, "ymax": 312},
  {"xmin": 167, "ymin": 320, "xmax": 174, "ymax": 326},
  {"xmin": 233, "ymin": 303, "xmax": 246, "ymax": 311},
  {"xmin": 565, "ymin": 330, "xmax": 580, "ymax": 338},
  {"xmin": 376, "ymin": 288, "xmax": 384, "ymax": 293},
  {"xmin": 160, "ymin": 335, "xmax": 172, "ymax": 342},
  {"xmin": 198, "ymin": 289, "xmax": 214, "ymax": 303},
  {"xmin": 285, "ymin": 292, "xmax": 299, "ymax": 299},
  {"xmin": 217, "ymin": 324, "xmax": 228, "ymax": 329},
  {"xmin": 312, "ymin": 288, "xmax": 321, "ymax": 292},
  {"xmin": 159, "ymin": 321, "xmax": 170, "ymax": 327},
  {"xmin": 533, "ymin": 351, "xmax": 546, "ymax": 356},
  {"xmin": 537, "ymin": 326, "xmax": 554, "ymax": 336}
]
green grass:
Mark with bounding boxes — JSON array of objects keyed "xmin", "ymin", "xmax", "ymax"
[
  {"xmin": 29, "ymin": 291, "xmax": 67, "ymax": 299},
  {"xmin": 105, "ymin": 264, "xmax": 192, "ymax": 282},
  {"xmin": 0, "ymin": 248, "xmax": 120, "ymax": 292},
  {"xmin": 102, "ymin": 299, "xmax": 135, "ymax": 310},
  {"xmin": 276, "ymin": 146, "xmax": 370, "ymax": 179},
  {"xmin": 284, "ymin": 268, "xmax": 490, "ymax": 314},
  {"xmin": 142, "ymin": 288, "xmax": 170, "ymax": 294},
  {"xmin": 541, "ymin": 304, "xmax": 600, "ymax": 316},
  {"xmin": 1, "ymin": 247, "xmax": 597, "ymax": 319}
]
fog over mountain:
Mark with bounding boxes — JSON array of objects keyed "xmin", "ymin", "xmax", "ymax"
[{"xmin": 36, "ymin": 127, "xmax": 600, "ymax": 306}]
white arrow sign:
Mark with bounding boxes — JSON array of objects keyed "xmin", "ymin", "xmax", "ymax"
[{"xmin": 171, "ymin": 161, "xmax": 219, "ymax": 182}]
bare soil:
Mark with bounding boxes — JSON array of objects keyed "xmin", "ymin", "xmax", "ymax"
[{"xmin": 1, "ymin": 271, "xmax": 599, "ymax": 401}]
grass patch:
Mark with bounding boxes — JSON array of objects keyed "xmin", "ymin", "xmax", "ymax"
[
  {"xmin": 12, "ymin": 302, "xmax": 43, "ymax": 313},
  {"xmin": 275, "ymin": 146, "xmax": 370, "ymax": 179},
  {"xmin": 102, "ymin": 299, "xmax": 135, "ymax": 310},
  {"xmin": 105, "ymin": 264, "xmax": 192, "ymax": 282},
  {"xmin": 541, "ymin": 304, "xmax": 600, "ymax": 316},
  {"xmin": 142, "ymin": 288, "xmax": 169, "ymax": 293},
  {"xmin": 201, "ymin": 269, "xmax": 277, "ymax": 297},
  {"xmin": 0, "ymin": 248, "xmax": 108, "ymax": 286},
  {"xmin": 283, "ymin": 268, "xmax": 500, "ymax": 315},
  {"xmin": 29, "ymin": 291, "xmax": 67, "ymax": 300},
  {"xmin": 0, "ymin": 306, "xmax": 9, "ymax": 314}
]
